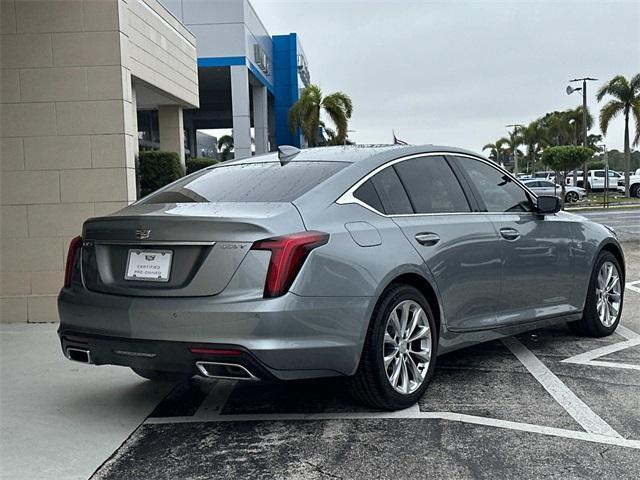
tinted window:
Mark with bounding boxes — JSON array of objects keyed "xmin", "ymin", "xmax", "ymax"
[
  {"xmin": 539, "ymin": 181, "xmax": 556, "ymax": 187},
  {"xmin": 455, "ymin": 157, "xmax": 532, "ymax": 212},
  {"xmin": 525, "ymin": 181, "xmax": 540, "ymax": 188},
  {"xmin": 594, "ymin": 171, "xmax": 605, "ymax": 177},
  {"xmin": 140, "ymin": 161, "xmax": 347, "ymax": 203},
  {"xmin": 353, "ymin": 180, "xmax": 384, "ymax": 213},
  {"xmin": 370, "ymin": 168, "xmax": 413, "ymax": 215},
  {"xmin": 394, "ymin": 157, "xmax": 470, "ymax": 213}
]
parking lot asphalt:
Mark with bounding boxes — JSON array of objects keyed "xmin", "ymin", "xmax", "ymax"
[
  {"xmin": 574, "ymin": 207, "xmax": 640, "ymax": 242},
  {"xmin": 1, "ymin": 231, "xmax": 639, "ymax": 479}
]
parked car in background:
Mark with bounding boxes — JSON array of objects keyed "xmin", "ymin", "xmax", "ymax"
[
  {"xmin": 522, "ymin": 179, "xmax": 586, "ymax": 203},
  {"xmin": 617, "ymin": 173, "xmax": 640, "ymax": 197},
  {"xmin": 58, "ymin": 145, "xmax": 625, "ymax": 410},
  {"xmin": 566, "ymin": 170, "xmax": 622, "ymax": 191}
]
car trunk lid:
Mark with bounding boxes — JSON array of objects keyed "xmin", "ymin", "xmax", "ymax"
[{"xmin": 80, "ymin": 202, "xmax": 305, "ymax": 297}]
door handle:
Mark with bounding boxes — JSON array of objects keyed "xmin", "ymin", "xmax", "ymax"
[
  {"xmin": 415, "ymin": 232, "xmax": 440, "ymax": 246},
  {"xmin": 499, "ymin": 227, "xmax": 520, "ymax": 241}
]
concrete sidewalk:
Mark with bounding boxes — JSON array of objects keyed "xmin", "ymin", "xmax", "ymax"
[{"xmin": 0, "ymin": 323, "xmax": 172, "ymax": 480}]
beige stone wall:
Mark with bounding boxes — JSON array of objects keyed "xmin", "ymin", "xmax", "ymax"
[{"xmin": 0, "ymin": 0, "xmax": 198, "ymax": 323}]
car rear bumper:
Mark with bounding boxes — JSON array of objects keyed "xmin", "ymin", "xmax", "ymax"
[{"xmin": 57, "ymin": 288, "xmax": 374, "ymax": 380}]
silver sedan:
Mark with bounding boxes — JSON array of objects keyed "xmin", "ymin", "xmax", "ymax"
[
  {"xmin": 58, "ymin": 145, "xmax": 624, "ymax": 410},
  {"xmin": 523, "ymin": 179, "xmax": 587, "ymax": 203}
]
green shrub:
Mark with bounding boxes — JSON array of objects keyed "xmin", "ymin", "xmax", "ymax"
[
  {"xmin": 138, "ymin": 151, "xmax": 184, "ymax": 197},
  {"xmin": 186, "ymin": 157, "xmax": 218, "ymax": 174}
]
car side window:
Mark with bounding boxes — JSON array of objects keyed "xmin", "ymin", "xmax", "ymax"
[
  {"xmin": 594, "ymin": 171, "xmax": 605, "ymax": 177},
  {"xmin": 369, "ymin": 168, "xmax": 413, "ymax": 215},
  {"xmin": 353, "ymin": 180, "xmax": 384, "ymax": 213},
  {"xmin": 394, "ymin": 156, "xmax": 470, "ymax": 213},
  {"xmin": 540, "ymin": 181, "xmax": 555, "ymax": 187},
  {"xmin": 526, "ymin": 181, "xmax": 540, "ymax": 188},
  {"xmin": 454, "ymin": 157, "xmax": 533, "ymax": 213}
]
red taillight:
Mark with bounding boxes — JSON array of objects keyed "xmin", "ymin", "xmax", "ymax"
[
  {"xmin": 189, "ymin": 347, "xmax": 242, "ymax": 356},
  {"xmin": 64, "ymin": 236, "xmax": 83, "ymax": 288},
  {"xmin": 251, "ymin": 231, "xmax": 329, "ymax": 298}
]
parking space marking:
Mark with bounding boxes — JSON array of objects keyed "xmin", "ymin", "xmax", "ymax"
[
  {"xmin": 562, "ymin": 324, "xmax": 640, "ymax": 373},
  {"xmin": 145, "ymin": 408, "xmax": 640, "ymax": 450},
  {"xmin": 626, "ymin": 280, "xmax": 640, "ymax": 295},
  {"xmin": 502, "ymin": 336, "xmax": 622, "ymax": 438},
  {"xmin": 192, "ymin": 379, "xmax": 237, "ymax": 419}
]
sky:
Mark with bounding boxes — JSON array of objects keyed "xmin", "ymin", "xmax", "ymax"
[{"xmin": 251, "ymin": 0, "xmax": 640, "ymax": 153}]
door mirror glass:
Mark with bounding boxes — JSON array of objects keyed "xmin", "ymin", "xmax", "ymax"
[{"xmin": 536, "ymin": 195, "xmax": 561, "ymax": 214}]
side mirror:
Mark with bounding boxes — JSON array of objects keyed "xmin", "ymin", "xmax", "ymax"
[{"xmin": 536, "ymin": 195, "xmax": 561, "ymax": 214}]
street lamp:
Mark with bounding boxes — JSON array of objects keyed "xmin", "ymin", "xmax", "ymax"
[
  {"xmin": 505, "ymin": 123, "xmax": 524, "ymax": 174},
  {"xmin": 567, "ymin": 76, "xmax": 598, "ymax": 192}
]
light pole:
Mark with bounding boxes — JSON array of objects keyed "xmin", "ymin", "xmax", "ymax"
[
  {"xmin": 505, "ymin": 123, "xmax": 524, "ymax": 174},
  {"xmin": 597, "ymin": 143, "xmax": 608, "ymax": 208},
  {"xmin": 567, "ymin": 76, "xmax": 597, "ymax": 192},
  {"xmin": 569, "ymin": 118, "xmax": 578, "ymax": 186}
]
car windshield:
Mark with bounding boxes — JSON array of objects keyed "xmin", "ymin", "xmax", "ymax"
[{"xmin": 139, "ymin": 161, "xmax": 348, "ymax": 203}]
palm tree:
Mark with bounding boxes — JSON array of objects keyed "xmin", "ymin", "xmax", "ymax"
[
  {"xmin": 497, "ymin": 131, "xmax": 523, "ymax": 173},
  {"xmin": 289, "ymin": 84, "xmax": 353, "ymax": 147},
  {"xmin": 596, "ymin": 74, "xmax": 640, "ymax": 197},
  {"xmin": 519, "ymin": 120, "xmax": 547, "ymax": 174},
  {"xmin": 217, "ymin": 134, "xmax": 234, "ymax": 161},
  {"xmin": 482, "ymin": 141, "xmax": 502, "ymax": 163}
]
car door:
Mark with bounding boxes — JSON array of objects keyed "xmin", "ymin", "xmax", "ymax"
[
  {"xmin": 538, "ymin": 180, "xmax": 560, "ymax": 197},
  {"xmin": 592, "ymin": 171, "xmax": 605, "ymax": 190},
  {"xmin": 449, "ymin": 155, "xmax": 575, "ymax": 326},
  {"xmin": 372, "ymin": 155, "xmax": 502, "ymax": 331}
]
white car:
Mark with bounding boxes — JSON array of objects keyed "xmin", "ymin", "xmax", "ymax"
[
  {"xmin": 617, "ymin": 174, "xmax": 640, "ymax": 197},
  {"xmin": 523, "ymin": 179, "xmax": 586, "ymax": 203},
  {"xmin": 565, "ymin": 170, "xmax": 621, "ymax": 191}
]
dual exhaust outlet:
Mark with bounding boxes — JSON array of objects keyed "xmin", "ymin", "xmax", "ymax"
[{"xmin": 64, "ymin": 347, "xmax": 258, "ymax": 381}]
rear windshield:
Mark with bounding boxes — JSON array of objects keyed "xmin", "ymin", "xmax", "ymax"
[{"xmin": 140, "ymin": 161, "xmax": 348, "ymax": 203}]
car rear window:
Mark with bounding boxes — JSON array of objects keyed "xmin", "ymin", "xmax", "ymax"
[{"xmin": 140, "ymin": 161, "xmax": 348, "ymax": 203}]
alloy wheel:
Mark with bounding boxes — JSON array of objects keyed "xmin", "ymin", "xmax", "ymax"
[
  {"xmin": 383, "ymin": 300, "xmax": 432, "ymax": 395},
  {"xmin": 596, "ymin": 261, "xmax": 621, "ymax": 327}
]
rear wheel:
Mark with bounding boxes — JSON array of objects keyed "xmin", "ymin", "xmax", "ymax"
[
  {"xmin": 347, "ymin": 284, "xmax": 437, "ymax": 410},
  {"xmin": 568, "ymin": 251, "xmax": 623, "ymax": 337},
  {"xmin": 131, "ymin": 367, "xmax": 192, "ymax": 382},
  {"xmin": 565, "ymin": 191, "xmax": 579, "ymax": 203}
]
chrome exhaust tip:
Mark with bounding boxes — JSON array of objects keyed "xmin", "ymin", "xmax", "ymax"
[
  {"xmin": 66, "ymin": 347, "xmax": 92, "ymax": 364},
  {"xmin": 195, "ymin": 361, "xmax": 258, "ymax": 381}
]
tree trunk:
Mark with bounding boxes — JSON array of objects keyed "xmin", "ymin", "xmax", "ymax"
[{"xmin": 624, "ymin": 111, "xmax": 631, "ymax": 197}]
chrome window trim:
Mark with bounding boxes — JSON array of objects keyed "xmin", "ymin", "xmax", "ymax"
[{"xmin": 336, "ymin": 151, "xmax": 539, "ymax": 218}]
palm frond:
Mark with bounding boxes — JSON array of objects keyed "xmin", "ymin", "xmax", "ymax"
[
  {"xmin": 632, "ymin": 98, "xmax": 640, "ymax": 147},
  {"xmin": 598, "ymin": 99, "xmax": 624, "ymax": 136},
  {"xmin": 596, "ymin": 75, "xmax": 630, "ymax": 103}
]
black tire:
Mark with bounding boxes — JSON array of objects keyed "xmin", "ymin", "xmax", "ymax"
[
  {"xmin": 347, "ymin": 284, "xmax": 438, "ymax": 410},
  {"xmin": 131, "ymin": 367, "xmax": 192, "ymax": 382},
  {"xmin": 568, "ymin": 251, "xmax": 624, "ymax": 337},
  {"xmin": 565, "ymin": 191, "xmax": 579, "ymax": 203},
  {"xmin": 631, "ymin": 184, "xmax": 640, "ymax": 198}
]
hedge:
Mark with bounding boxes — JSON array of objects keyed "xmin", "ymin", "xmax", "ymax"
[
  {"xmin": 138, "ymin": 151, "xmax": 184, "ymax": 198},
  {"xmin": 186, "ymin": 157, "xmax": 218, "ymax": 174}
]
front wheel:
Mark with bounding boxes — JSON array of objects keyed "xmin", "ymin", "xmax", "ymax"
[
  {"xmin": 347, "ymin": 284, "xmax": 437, "ymax": 410},
  {"xmin": 569, "ymin": 251, "xmax": 623, "ymax": 337},
  {"xmin": 631, "ymin": 184, "xmax": 640, "ymax": 198}
]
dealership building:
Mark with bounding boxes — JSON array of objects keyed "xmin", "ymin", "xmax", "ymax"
[{"xmin": 0, "ymin": 0, "xmax": 311, "ymax": 322}]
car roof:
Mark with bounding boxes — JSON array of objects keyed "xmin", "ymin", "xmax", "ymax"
[{"xmin": 222, "ymin": 144, "xmax": 488, "ymax": 166}]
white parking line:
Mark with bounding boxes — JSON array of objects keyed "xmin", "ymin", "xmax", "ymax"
[
  {"xmin": 145, "ymin": 409, "xmax": 640, "ymax": 450},
  {"xmin": 626, "ymin": 281, "xmax": 640, "ymax": 295},
  {"xmin": 502, "ymin": 336, "xmax": 622, "ymax": 438}
]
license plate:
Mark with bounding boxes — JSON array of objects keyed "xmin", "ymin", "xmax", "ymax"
[{"xmin": 125, "ymin": 250, "xmax": 172, "ymax": 282}]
